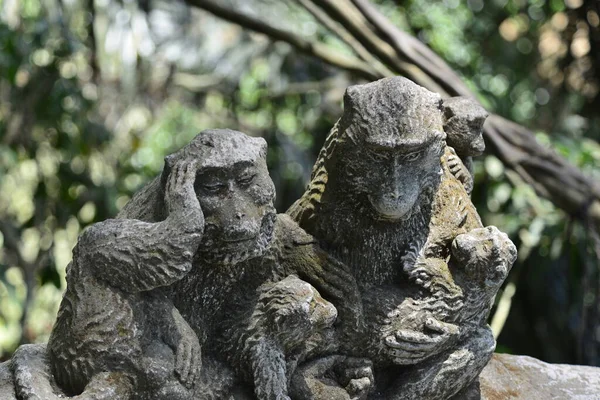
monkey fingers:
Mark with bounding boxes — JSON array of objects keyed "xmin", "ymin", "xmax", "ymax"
[
  {"xmin": 320, "ymin": 259, "xmax": 360, "ymax": 295},
  {"xmin": 424, "ymin": 316, "xmax": 459, "ymax": 335},
  {"xmin": 334, "ymin": 357, "xmax": 374, "ymax": 388},
  {"xmin": 387, "ymin": 328, "xmax": 451, "ymax": 355},
  {"xmin": 389, "ymin": 348, "xmax": 430, "ymax": 365},
  {"xmin": 165, "ymin": 163, "xmax": 186, "ymax": 214},
  {"xmin": 297, "ymin": 259, "xmax": 355, "ymax": 303},
  {"xmin": 185, "ymin": 340, "xmax": 201, "ymax": 390},
  {"xmin": 175, "ymin": 337, "xmax": 200, "ymax": 388}
]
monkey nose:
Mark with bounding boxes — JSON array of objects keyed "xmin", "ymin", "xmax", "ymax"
[
  {"xmin": 235, "ymin": 212, "xmax": 246, "ymax": 220},
  {"xmin": 388, "ymin": 191, "xmax": 401, "ymax": 200}
]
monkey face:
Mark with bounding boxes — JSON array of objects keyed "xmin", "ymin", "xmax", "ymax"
[
  {"xmin": 163, "ymin": 129, "xmax": 277, "ymax": 266},
  {"xmin": 194, "ymin": 158, "xmax": 276, "ymax": 265},
  {"xmin": 339, "ymin": 138, "xmax": 444, "ymax": 222},
  {"xmin": 451, "ymin": 226, "xmax": 517, "ymax": 288},
  {"xmin": 442, "ymin": 96, "xmax": 488, "ymax": 157},
  {"xmin": 257, "ymin": 276, "xmax": 337, "ymax": 348},
  {"xmin": 331, "ymin": 77, "xmax": 448, "ymax": 222}
]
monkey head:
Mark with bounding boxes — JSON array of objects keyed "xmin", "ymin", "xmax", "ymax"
[
  {"xmin": 330, "ymin": 77, "xmax": 446, "ymax": 222},
  {"xmin": 451, "ymin": 226, "xmax": 517, "ymax": 289},
  {"xmin": 162, "ymin": 129, "xmax": 277, "ymax": 266},
  {"xmin": 256, "ymin": 275, "xmax": 337, "ymax": 350},
  {"xmin": 442, "ymin": 97, "xmax": 487, "ymax": 157}
]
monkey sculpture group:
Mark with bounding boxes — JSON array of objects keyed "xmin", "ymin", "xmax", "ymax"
[{"xmin": 7, "ymin": 77, "xmax": 517, "ymax": 400}]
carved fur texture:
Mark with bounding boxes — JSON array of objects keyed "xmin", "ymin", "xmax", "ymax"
[
  {"xmin": 47, "ymin": 161, "xmax": 204, "ymax": 400},
  {"xmin": 117, "ymin": 129, "xmax": 363, "ymax": 400},
  {"xmin": 288, "ymin": 76, "xmax": 517, "ymax": 400}
]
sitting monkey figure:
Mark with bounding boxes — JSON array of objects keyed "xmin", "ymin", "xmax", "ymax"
[
  {"xmin": 117, "ymin": 129, "xmax": 369, "ymax": 400},
  {"xmin": 47, "ymin": 160, "xmax": 204, "ymax": 400},
  {"xmin": 288, "ymin": 76, "xmax": 516, "ymax": 399}
]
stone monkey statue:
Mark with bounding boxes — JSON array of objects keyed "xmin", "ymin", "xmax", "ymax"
[
  {"xmin": 46, "ymin": 159, "xmax": 205, "ymax": 400},
  {"xmin": 288, "ymin": 76, "xmax": 516, "ymax": 399},
  {"xmin": 118, "ymin": 129, "xmax": 370, "ymax": 400},
  {"xmin": 442, "ymin": 96, "xmax": 488, "ymax": 195}
]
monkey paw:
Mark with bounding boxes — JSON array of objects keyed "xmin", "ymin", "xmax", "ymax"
[
  {"xmin": 334, "ymin": 357, "xmax": 374, "ymax": 400},
  {"xmin": 446, "ymin": 148, "xmax": 474, "ymax": 194},
  {"xmin": 383, "ymin": 315, "xmax": 458, "ymax": 365},
  {"xmin": 165, "ymin": 159, "xmax": 204, "ymax": 233},
  {"xmin": 174, "ymin": 334, "xmax": 202, "ymax": 389}
]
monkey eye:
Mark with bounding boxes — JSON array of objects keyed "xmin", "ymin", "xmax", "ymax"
[
  {"xmin": 237, "ymin": 173, "xmax": 256, "ymax": 187},
  {"xmin": 367, "ymin": 151, "xmax": 389, "ymax": 162},
  {"xmin": 404, "ymin": 151, "xmax": 422, "ymax": 162},
  {"xmin": 201, "ymin": 181, "xmax": 226, "ymax": 193}
]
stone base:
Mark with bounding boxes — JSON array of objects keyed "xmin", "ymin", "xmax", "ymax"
[
  {"xmin": 454, "ymin": 353, "xmax": 600, "ymax": 399},
  {"xmin": 3, "ymin": 351, "xmax": 600, "ymax": 399}
]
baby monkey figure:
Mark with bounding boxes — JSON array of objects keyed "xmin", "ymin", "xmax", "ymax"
[{"xmin": 47, "ymin": 160, "xmax": 204, "ymax": 400}]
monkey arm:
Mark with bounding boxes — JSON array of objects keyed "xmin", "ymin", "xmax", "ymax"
[
  {"xmin": 277, "ymin": 214, "xmax": 364, "ymax": 337},
  {"xmin": 81, "ymin": 160, "xmax": 204, "ymax": 293},
  {"xmin": 79, "ymin": 217, "xmax": 202, "ymax": 293},
  {"xmin": 284, "ymin": 243, "xmax": 364, "ymax": 344}
]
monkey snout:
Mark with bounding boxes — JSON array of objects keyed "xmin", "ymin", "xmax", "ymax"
[{"xmin": 369, "ymin": 193, "xmax": 417, "ymax": 221}]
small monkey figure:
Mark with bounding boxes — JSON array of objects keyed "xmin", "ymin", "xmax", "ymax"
[{"xmin": 442, "ymin": 96, "xmax": 488, "ymax": 195}]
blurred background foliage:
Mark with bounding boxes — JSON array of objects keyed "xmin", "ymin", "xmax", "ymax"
[{"xmin": 0, "ymin": 0, "xmax": 599, "ymax": 367}]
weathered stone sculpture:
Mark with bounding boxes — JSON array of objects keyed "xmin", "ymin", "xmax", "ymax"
[
  {"xmin": 116, "ymin": 129, "xmax": 368, "ymax": 399},
  {"xmin": 442, "ymin": 97, "xmax": 487, "ymax": 194},
  {"xmin": 287, "ymin": 76, "xmax": 515, "ymax": 399},
  {"xmin": 47, "ymin": 160, "xmax": 204, "ymax": 400},
  {"xmin": 2, "ymin": 77, "xmax": 599, "ymax": 400}
]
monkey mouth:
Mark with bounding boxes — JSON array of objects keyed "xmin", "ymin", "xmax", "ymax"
[
  {"xmin": 369, "ymin": 200, "xmax": 414, "ymax": 222},
  {"xmin": 197, "ymin": 210, "xmax": 276, "ymax": 266},
  {"xmin": 376, "ymin": 210, "xmax": 412, "ymax": 222}
]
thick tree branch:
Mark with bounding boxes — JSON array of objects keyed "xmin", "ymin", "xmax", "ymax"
[
  {"xmin": 305, "ymin": 0, "xmax": 446, "ymax": 93},
  {"xmin": 295, "ymin": 0, "xmax": 394, "ymax": 78},
  {"xmin": 350, "ymin": 0, "xmax": 472, "ymax": 97},
  {"xmin": 185, "ymin": 0, "xmax": 380, "ymax": 81}
]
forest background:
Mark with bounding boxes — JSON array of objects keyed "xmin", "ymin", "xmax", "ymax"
[{"xmin": 0, "ymin": 0, "xmax": 599, "ymax": 367}]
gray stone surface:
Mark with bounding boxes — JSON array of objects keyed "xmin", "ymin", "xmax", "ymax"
[
  {"xmin": 455, "ymin": 353, "xmax": 600, "ymax": 399},
  {"xmin": 1, "ymin": 77, "xmax": 596, "ymax": 400},
  {"xmin": 287, "ymin": 77, "xmax": 516, "ymax": 399}
]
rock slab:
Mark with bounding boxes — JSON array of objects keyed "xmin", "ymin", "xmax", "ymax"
[{"xmin": 456, "ymin": 353, "xmax": 600, "ymax": 400}]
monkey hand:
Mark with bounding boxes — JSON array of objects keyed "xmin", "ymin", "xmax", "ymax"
[
  {"xmin": 174, "ymin": 328, "xmax": 202, "ymax": 389},
  {"xmin": 165, "ymin": 158, "xmax": 205, "ymax": 235},
  {"xmin": 334, "ymin": 357, "xmax": 374, "ymax": 400},
  {"xmin": 311, "ymin": 254, "xmax": 364, "ymax": 333},
  {"xmin": 384, "ymin": 315, "xmax": 458, "ymax": 365}
]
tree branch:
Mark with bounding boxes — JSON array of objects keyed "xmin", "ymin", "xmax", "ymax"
[
  {"xmin": 295, "ymin": 0, "xmax": 394, "ymax": 78},
  {"xmin": 184, "ymin": 0, "xmax": 380, "ymax": 81}
]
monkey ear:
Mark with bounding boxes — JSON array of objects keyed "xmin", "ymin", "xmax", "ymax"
[
  {"xmin": 340, "ymin": 85, "xmax": 361, "ymax": 135},
  {"xmin": 343, "ymin": 85, "xmax": 360, "ymax": 114},
  {"xmin": 163, "ymin": 154, "xmax": 176, "ymax": 176}
]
